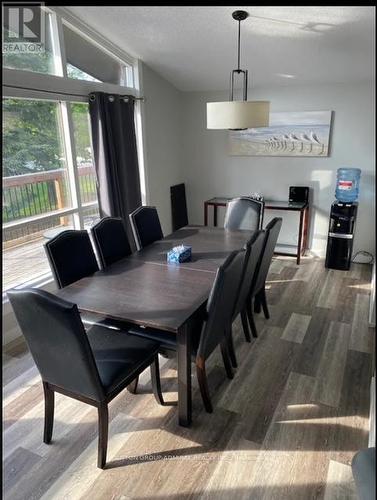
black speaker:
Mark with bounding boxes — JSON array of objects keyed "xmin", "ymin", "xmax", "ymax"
[
  {"xmin": 170, "ymin": 183, "xmax": 188, "ymax": 231},
  {"xmin": 289, "ymin": 186, "xmax": 309, "ymax": 204}
]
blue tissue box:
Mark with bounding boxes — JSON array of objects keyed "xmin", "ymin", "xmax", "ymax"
[{"xmin": 167, "ymin": 245, "xmax": 192, "ymax": 263}]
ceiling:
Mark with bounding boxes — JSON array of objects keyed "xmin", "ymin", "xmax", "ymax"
[{"xmin": 66, "ymin": 6, "xmax": 375, "ymax": 91}]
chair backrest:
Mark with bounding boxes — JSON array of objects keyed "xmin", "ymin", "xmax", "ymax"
[
  {"xmin": 91, "ymin": 217, "xmax": 132, "ymax": 268},
  {"xmin": 252, "ymin": 217, "xmax": 283, "ymax": 296},
  {"xmin": 7, "ymin": 288, "xmax": 104, "ymax": 401},
  {"xmin": 129, "ymin": 206, "xmax": 163, "ymax": 250},
  {"xmin": 170, "ymin": 183, "xmax": 188, "ymax": 231},
  {"xmin": 224, "ymin": 197, "xmax": 264, "ymax": 231},
  {"xmin": 197, "ymin": 250, "xmax": 245, "ymax": 360},
  {"xmin": 233, "ymin": 231, "xmax": 265, "ymax": 317},
  {"xmin": 44, "ymin": 230, "xmax": 99, "ymax": 289}
]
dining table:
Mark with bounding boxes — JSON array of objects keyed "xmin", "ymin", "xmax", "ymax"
[{"xmin": 55, "ymin": 225, "xmax": 254, "ymax": 427}]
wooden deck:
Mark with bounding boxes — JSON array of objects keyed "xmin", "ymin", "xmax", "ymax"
[
  {"xmin": 3, "ymin": 257, "xmax": 375, "ymax": 499},
  {"xmin": 2, "ymin": 238, "xmax": 51, "ymax": 291}
]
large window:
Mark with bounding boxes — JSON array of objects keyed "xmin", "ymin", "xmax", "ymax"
[
  {"xmin": 2, "ymin": 6, "xmax": 137, "ymax": 293},
  {"xmin": 2, "ymin": 98, "xmax": 99, "ymax": 291},
  {"xmin": 2, "ymin": 11, "xmax": 57, "ymax": 75},
  {"xmin": 2, "ymin": 7, "xmax": 133, "ymax": 86},
  {"xmin": 63, "ymin": 23, "xmax": 130, "ymax": 85},
  {"xmin": 70, "ymin": 102, "xmax": 100, "ymax": 222},
  {"xmin": 67, "ymin": 64, "xmax": 100, "ymax": 83}
]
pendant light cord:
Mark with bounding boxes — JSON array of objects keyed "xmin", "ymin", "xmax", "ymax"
[
  {"xmin": 230, "ymin": 10, "xmax": 249, "ymax": 101},
  {"xmin": 237, "ymin": 20, "xmax": 241, "ymax": 72}
]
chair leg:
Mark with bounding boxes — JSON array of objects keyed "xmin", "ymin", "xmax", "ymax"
[
  {"xmin": 241, "ymin": 310, "xmax": 251, "ymax": 343},
  {"xmin": 196, "ymin": 359, "xmax": 213, "ymax": 413},
  {"xmin": 43, "ymin": 381, "xmax": 54, "ymax": 444},
  {"xmin": 150, "ymin": 355, "xmax": 164, "ymax": 406},
  {"xmin": 127, "ymin": 376, "xmax": 139, "ymax": 394},
  {"xmin": 247, "ymin": 301, "xmax": 259, "ymax": 338},
  {"xmin": 254, "ymin": 294, "xmax": 262, "ymax": 313},
  {"xmin": 220, "ymin": 340, "xmax": 234, "ymax": 379},
  {"xmin": 260, "ymin": 287, "xmax": 270, "ymax": 319},
  {"xmin": 227, "ymin": 326, "xmax": 238, "ymax": 368},
  {"xmin": 97, "ymin": 403, "xmax": 109, "ymax": 469}
]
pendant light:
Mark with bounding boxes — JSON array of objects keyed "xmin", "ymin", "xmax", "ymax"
[{"xmin": 206, "ymin": 10, "xmax": 270, "ymax": 130}]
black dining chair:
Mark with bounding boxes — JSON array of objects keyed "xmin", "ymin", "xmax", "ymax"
[
  {"xmin": 44, "ymin": 229, "xmax": 110, "ymax": 328},
  {"xmin": 170, "ymin": 183, "xmax": 188, "ymax": 231},
  {"xmin": 129, "ymin": 249, "xmax": 245, "ymax": 413},
  {"xmin": 91, "ymin": 217, "xmax": 132, "ymax": 269},
  {"xmin": 246, "ymin": 217, "xmax": 283, "ymax": 338},
  {"xmin": 224, "ymin": 197, "xmax": 264, "ymax": 231},
  {"xmin": 228, "ymin": 231, "xmax": 266, "ymax": 366},
  {"xmin": 129, "ymin": 206, "xmax": 164, "ymax": 250},
  {"xmin": 44, "ymin": 230, "xmax": 99, "ymax": 289},
  {"xmin": 7, "ymin": 288, "xmax": 164, "ymax": 469},
  {"xmin": 195, "ymin": 249, "xmax": 245, "ymax": 412}
]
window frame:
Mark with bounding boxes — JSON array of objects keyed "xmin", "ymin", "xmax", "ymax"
[{"xmin": 2, "ymin": 6, "xmax": 145, "ymax": 301}]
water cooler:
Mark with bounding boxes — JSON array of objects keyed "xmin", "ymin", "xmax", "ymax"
[
  {"xmin": 325, "ymin": 167, "xmax": 360, "ymax": 271},
  {"xmin": 325, "ymin": 202, "xmax": 358, "ymax": 270}
]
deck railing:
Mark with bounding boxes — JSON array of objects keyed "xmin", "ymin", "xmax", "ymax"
[{"xmin": 2, "ymin": 165, "xmax": 98, "ymax": 245}]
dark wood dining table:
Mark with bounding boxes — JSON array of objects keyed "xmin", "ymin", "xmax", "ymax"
[{"xmin": 55, "ymin": 225, "xmax": 254, "ymax": 427}]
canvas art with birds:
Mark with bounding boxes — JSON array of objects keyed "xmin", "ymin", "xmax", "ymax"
[{"xmin": 229, "ymin": 110, "xmax": 332, "ymax": 156}]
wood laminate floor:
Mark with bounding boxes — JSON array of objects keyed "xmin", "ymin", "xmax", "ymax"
[{"xmin": 3, "ymin": 257, "xmax": 375, "ymax": 500}]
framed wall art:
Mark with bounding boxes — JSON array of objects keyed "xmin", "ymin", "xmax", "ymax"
[{"xmin": 229, "ymin": 110, "xmax": 333, "ymax": 157}]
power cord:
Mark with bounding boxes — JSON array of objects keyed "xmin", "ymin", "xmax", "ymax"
[{"xmin": 351, "ymin": 251, "xmax": 374, "ymax": 264}]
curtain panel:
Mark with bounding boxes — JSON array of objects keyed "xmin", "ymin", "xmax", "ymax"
[{"xmin": 89, "ymin": 92, "xmax": 141, "ymax": 247}]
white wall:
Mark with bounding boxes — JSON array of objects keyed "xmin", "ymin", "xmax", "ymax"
[
  {"xmin": 181, "ymin": 82, "xmax": 375, "ymax": 257},
  {"xmin": 370, "ymin": 262, "xmax": 376, "ymax": 327},
  {"xmin": 369, "ymin": 374, "xmax": 375, "ymax": 447},
  {"xmin": 141, "ymin": 63, "xmax": 184, "ymax": 235}
]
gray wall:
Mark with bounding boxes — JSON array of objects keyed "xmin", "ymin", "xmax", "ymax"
[
  {"xmin": 181, "ymin": 81, "xmax": 375, "ymax": 257},
  {"xmin": 141, "ymin": 63, "xmax": 184, "ymax": 235}
]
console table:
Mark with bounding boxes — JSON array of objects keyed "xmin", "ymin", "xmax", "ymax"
[{"xmin": 204, "ymin": 197, "xmax": 309, "ymax": 265}]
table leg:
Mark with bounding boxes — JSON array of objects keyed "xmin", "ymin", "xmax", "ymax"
[
  {"xmin": 204, "ymin": 202, "xmax": 208, "ymax": 226},
  {"xmin": 177, "ymin": 323, "xmax": 192, "ymax": 427},
  {"xmin": 302, "ymin": 206, "xmax": 309, "ymax": 253},
  {"xmin": 214, "ymin": 205, "xmax": 218, "ymax": 227},
  {"xmin": 296, "ymin": 209, "xmax": 305, "ymax": 265}
]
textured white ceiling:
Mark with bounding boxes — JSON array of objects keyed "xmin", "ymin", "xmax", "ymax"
[{"xmin": 66, "ymin": 6, "xmax": 375, "ymax": 91}]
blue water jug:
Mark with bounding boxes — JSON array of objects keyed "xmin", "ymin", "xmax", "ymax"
[{"xmin": 335, "ymin": 168, "xmax": 361, "ymax": 203}]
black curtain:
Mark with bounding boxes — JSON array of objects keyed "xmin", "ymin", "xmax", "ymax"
[{"xmin": 89, "ymin": 92, "xmax": 141, "ymax": 247}]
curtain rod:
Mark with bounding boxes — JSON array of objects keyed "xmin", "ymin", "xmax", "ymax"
[
  {"xmin": 89, "ymin": 92, "xmax": 145, "ymax": 102},
  {"xmin": 4, "ymin": 83, "xmax": 145, "ymax": 101}
]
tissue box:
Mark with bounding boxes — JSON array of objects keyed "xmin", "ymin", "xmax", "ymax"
[{"xmin": 167, "ymin": 245, "xmax": 192, "ymax": 263}]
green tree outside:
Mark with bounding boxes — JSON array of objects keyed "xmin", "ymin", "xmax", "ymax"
[{"xmin": 3, "ymin": 99, "xmax": 97, "ymax": 222}]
